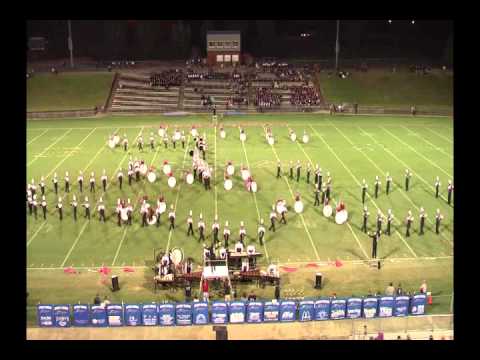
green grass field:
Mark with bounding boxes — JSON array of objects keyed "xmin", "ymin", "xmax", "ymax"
[
  {"xmin": 317, "ymin": 68, "xmax": 453, "ymax": 111},
  {"xmin": 27, "ymin": 113, "xmax": 453, "ymax": 323},
  {"xmin": 27, "ymin": 72, "xmax": 114, "ymax": 112}
]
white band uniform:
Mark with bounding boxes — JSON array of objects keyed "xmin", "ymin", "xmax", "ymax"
[
  {"xmin": 226, "ymin": 165, "xmax": 235, "ymax": 176},
  {"xmin": 250, "ymin": 181, "xmax": 257, "ymax": 193},
  {"xmin": 268, "ymin": 136, "xmax": 275, "ymax": 145},
  {"xmin": 168, "ymin": 177, "xmax": 176, "ymax": 188},
  {"xmin": 186, "ymin": 173, "xmax": 194, "ymax": 185},
  {"xmin": 240, "ymin": 133, "xmax": 246, "ymax": 142},
  {"xmin": 224, "ymin": 179, "xmax": 233, "ymax": 191},
  {"xmin": 163, "ymin": 164, "xmax": 171, "ymax": 175},
  {"xmin": 323, "ymin": 204, "xmax": 333, "ymax": 217},
  {"xmin": 290, "ymin": 133, "xmax": 297, "ymax": 142},
  {"xmin": 302, "ymin": 134, "xmax": 309, "ymax": 144},
  {"xmin": 294, "ymin": 200, "xmax": 304, "ymax": 213},
  {"xmin": 241, "ymin": 169, "xmax": 250, "ymax": 181},
  {"xmin": 140, "ymin": 164, "xmax": 148, "ymax": 175},
  {"xmin": 220, "ymin": 130, "xmax": 226, "ymax": 139},
  {"xmin": 147, "ymin": 172, "xmax": 156, "ymax": 183}
]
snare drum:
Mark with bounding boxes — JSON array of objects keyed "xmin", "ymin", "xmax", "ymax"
[
  {"xmin": 168, "ymin": 176, "xmax": 176, "ymax": 188},
  {"xmin": 163, "ymin": 164, "xmax": 171, "ymax": 175},
  {"xmin": 147, "ymin": 172, "xmax": 156, "ymax": 183},
  {"xmin": 323, "ymin": 204, "xmax": 333, "ymax": 217}
]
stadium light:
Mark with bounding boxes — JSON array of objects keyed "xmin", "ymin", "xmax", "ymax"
[
  {"xmin": 411, "ymin": 20, "xmax": 415, "ymax": 24},
  {"xmin": 388, "ymin": 20, "xmax": 392, "ymax": 24}
]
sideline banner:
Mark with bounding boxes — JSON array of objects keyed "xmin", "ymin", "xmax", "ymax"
[
  {"xmin": 142, "ymin": 304, "xmax": 158, "ymax": 326},
  {"xmin": 53, "ymin": 305, "xmax": 71, "ymax": 327},
  {"xmin": 37, "ymin": 305, "xmax": 54, "ymax": 327},
  {"xmin": 394, "ymin": 296, "xmax": 410, "ymax": 317},
  {"xmin": 378, "ymin": 296, "xmax": 395, "ymax": 318},
  {"xmin": 211, "ymin": 302, "xmax": 228, "ymax": 324},
  {"xmin": 176, "ymin": 303, "xmax": 193, "ymax": 326},
  {"xmin": 72, "ymin": 304, "xmax": 90, "ymax": 327},
  {"xmin": 263, "ymin": 301, "xmax": 280, "ymax": 322},
  {"xmin": 279, "ymin": 300, "xmax": 297, "ymax": 322},
  {"xmin": 314, "ymin": 299, "xmax": 331, "ymax": 320},
  {"xmin": 158, "ymin": 303, "xmax": 175, "ymax": 326},
  {"xmin": 229, "ymin": 301, "xmax": 246, "ymax": 323},
  {"xmin": 107, "ymin": 304, "xmax": 124, "ymax": 326},
  {"xmin": 90, "ymin": 305, "xmax": 108, "ymax": 327},
  {"xmin": 362, "ymin": 297, "xmax": 378, "ymax": 318},
  {"xmin": 124, "ymin": 304, "xmax": 142, "ymax": 326},
  {"xmin": 346, "ymin": 298, "xmax": 362, "ymax": 319},
  {"xmin": 298, "ymin": 300, "xmax": 315, "ymax": 322},
  {"xmin": 410, "ymin": 294, "xmax": 427, "ymax": 315},
  {"xmin": 330, "ymin": 299, "xmax": 347, "ymax": 320},
  {"xmin": 192, "ymin": 302, "xmax": 209, "ymax": 325},
  {"xmin": 246, "ymin": 301, "xmax": 264, "ymax": 323}
]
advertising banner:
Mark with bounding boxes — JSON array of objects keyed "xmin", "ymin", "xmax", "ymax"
[
  {"xmin": 142, "ymin": 304, "xmax": 158, "ymax": 326},
  {"xmin": 346, "ymin": 298, "xmax": 362, "ymax": 319},
  {"xmin": 175, "ymin": 303, "xmax": 193, "ymax": 326},
  {"xmin": 106, "ymin": 304, "xmax": 124, "ymax": 326},
  {"xmin": 72, "ymin": 305, "xmax": 90, "ymax": 327},
  {"xmin": 246, "ymin": 301, "xmax": 264, "ymax": 323},
  {"xmin": 410, "ymin": 294, "xmax": 427, "ymax": 315},
  {"xmin": 378, "ymin": 296, "xmax": 394, "ymax": 318},
  {"xmin": 394, "ymin": 296, "xmax": 410, "ymax": 317},
  {"xmin": 362, "ymin": 297, "xmax": 378, "ymax": 318},
  {"xmin": 330, "ymin": 299, "xmax": 347, "ymax": 320},
  {"xmin": 37, "ymin": 305, "xmax": 54, "ymax": 327},
  {"xmin": 211, "ymin": 302, "xmax": 228, "ymax": 324},
  {"xmin": 279, "ymin": 300, "xmax": 297, "ymax": 322},
  {"xmin": 192, "ymin": 302, "xmax": 209, "ymax": 325},
  {"xmin": 314, "ymin": 299, "xmax": 331, "ymax": 320},
  {"xmin": 158, "ymin": 303, "xmax": 175, "ymax": 326},
  {"xmin": 229, "ymin": 301, "xmax": 246, "ymax": 324},
  {"xmin": 90, "ymin": 305, "xmax": 108, "ymax": 327},
  {"xmin": 124, "ymin": 304, "xmax": 142, "ymax": 326},
  {"xmin": 53, "ymin": 305, "xmax": 71, "ymax": 327},
  {"xmin": 298, "ymin": 300, "xmax": 315, "ymax": 322},
  {"xmin": 263, "ymin": 301, "xmax": 280, "ymax": 322}
]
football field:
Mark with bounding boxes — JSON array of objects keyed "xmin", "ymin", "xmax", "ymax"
[{"xmin": 27, "ymin": 113, "xmax": 453, "ymax": 308}]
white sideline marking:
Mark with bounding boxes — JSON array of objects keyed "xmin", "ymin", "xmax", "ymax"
[
  {"xmin": 311, "ymin": 124, "xmax": 418, "ymax": 258},
  {"xmin": 424, "ymin": 127, "xmax": 453, "ymax": 144},
  {"xmin": 26, "ymin": 221, "xmax": 47, "ymax": 247},
  {"xmin": 27, "ymin": 129, "xmax": 49, "ymax": 145},
  {"xmin": 381, "ymin": 126, "xmax": 453, "ymax": 178},
  {"xmin": 264, "ymin": 127, "xmax": 320, "ymax": 261},
  {"xmin": 27, "ymin": 129, "xmax": 73, "ymax": 167},
  {"xmin": 400, "ymin": 125, "xmax": 453, "ymax": 159},
  {"xmin": 241, "ymin": 131, "xmax": 270, "ymax": 262},
  {"xmin": 293, "ymin": 138, "xmax": 369, "ymax": 260},
  {"xmin": 358, "ymin": 127, "xmax": 452, "ymax": 204},
  {"xmin": 342, "ymin": 126, "xmax": 454, "ymax": 247}
]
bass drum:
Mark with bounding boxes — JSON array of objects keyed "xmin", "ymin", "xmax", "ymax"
[
  {"xmin": 148, "ymin": 215, "xmax": 157, "ymax": 225},
  {"xmin": 323, "ymin": 204, "xmax": 333, "ymax": 218},
  {"xmin": 302, "ymin": 134, "xmax": 309, "ymax": 144},
  {"xmin": 220, "ymin": 130, "xmax": 226, "ymax": 139},
  {"xmin": 224, "ymin": 179, "xmax": 233, "ymax": 191},
  {"xmin": 268, "ymin": 136, "xmax": 275, "ymax": 145},
  {"xmin": 250, "ymin": 181, "xmax": 257, "ymax": 193},
  {"xmin": 163, "ymin": 164, "xmax": 171, "ymax": 175},
  {"xmin": 294, "ymin": 200, "xmax": 304, "ymax": 213},
  {"xmin": 335, "ymin": 210, "xmax": 348, "ymax": 225},
  {"xmin": 168, "ymin": 176, "xmax": 176, "ymax": 188},
  {"xmin": 290, "ymin": 133, "xmax": 297, "ymax": 142},
  {"xmin": 170, "ymin": 248, "xmax": 184, "ymax": 266},
  {"xmin": 147, "ymin": 172, "xmax": 156, "ymax": 183},
  {"xmin": 226, "ymin": 165, "xmax": 234, "ymax": 176},
  {"xmin": 186, "ymin": 173, "xmax": 194, "ymax": 185},
  {"xmin": 240, "ymin": 133, "xmax": 246, "ymax": 142}
]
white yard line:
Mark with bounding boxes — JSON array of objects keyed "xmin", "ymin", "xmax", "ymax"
[
  {"xmin": 294, "ymin": 139, "xmax": 369, "ymax": 259},
  {"xmin": 26, "ymin": 221, "xmax": 47, "ymax": 247},
  {"xmin": 358, "ymin": 127, "xmax": 451, "ymax": 203},
  {"xmin": 164, "ymin": 136, "xmax": 191, "ymax": 255},
  {"xmin": 334, "ymin": 125, "xmax": 453, "ymax": 248},
  {"xmin": 310, "ymin": 124, "xmax": 418, "ymax": 258},
  {"xmin": 381, "ymin": 126, "xmax": 453, "ymax": 178},
  {"xmin": 400, "ymin": 125, "xmax": 453, "ymax": 159},
  {"xmin": 264, "ymin": 128, "xmax": 320, "ymax": 261},
  {"xmin": 27, "ymin": 129, "xmax": 73, "ymax": 167},
  {"xmin": 424, "ymin": 127, "xmax": 453, "ymax": 144},
  {"xmin": 60, "ymin": 221, "xmax": 89, "ymax": 267},
  {"xmin": 240, "ymin": 134, "xmax": 270, "ymax": 262},
  {"xmin": 81, "ymin": 128, "xmax": 120, "ymax": 173},
  {"xmin": 27, "ymin": 129, "xmax": 49, "ymax": 145}
]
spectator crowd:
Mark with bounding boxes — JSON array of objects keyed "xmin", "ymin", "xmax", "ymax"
[
  {"xmin": 290, "ymin": 86, "xmax": 320, "ymax": 106},
  {"xmin": 254, "ymin": 88, "xmax": 281, "ymax": 108},
  {"xmin": 150, "ymin": 69, "xmax": 183, "ymax": 89}
]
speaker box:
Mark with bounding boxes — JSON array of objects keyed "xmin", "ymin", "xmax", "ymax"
[
  {"xmin": 315, "ymin": 273, "xmax": 323, "ymax": 289},
  {"xmin": 111, "ymin": 275, "xmax": 120, "ymax": 292},
  {"xmin": 214, "ymin": 326, "xmax": 228, "ymax": 340}
]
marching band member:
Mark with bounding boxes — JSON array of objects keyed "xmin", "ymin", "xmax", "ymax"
[
  {"xmin": 296, "ymin": 160, "xmax": 301, "ymax": 182},
  {"xmin": 122, "ymin": 133, "xmax": 128, "ymax": 152},
  {"xmin": 52, "ymin": 173, "xmax": 58, "ymax": 195},
  {"xmin": 168, "ymin": 205, "xmax": 176, "ymax": 230},
  {"xmin": 127, "ymin": 166, "xmax": 134, "ymax": 186},
  {"xmin": 89, "ymin": 172, "xmax": 95, "ymax": 192},
  {"xmin": 149, "ymin": 132, "xmax": 155, "ymax": 151},
  {"xmin": 56, "ymin": 196, "xmax": 63, "ymax": 221},
  {"xmin": 30, "ymin": 179, "xmax": 37, "ymax": 196},
  {"xmin": 447, "ymin": 180, "xmax": 454, "ymax": 205},
  {"xmin": 405, "ymin": 210, "xmax": 414, "ymax": 237},
  {"xmin": 116, "ymin": 199, "xmax": 122, "ymax": 227},
  {"xmin": 172, "ymin": 129, "xmax": 178, "ymax": 149},
  {"xmin": 235, "ymin": 240, "xmax": 244, "ymax": 253},
  {"xmin": 187, "ymin": 210, "xmax": 194, "ymax": 236},
  {"xmin": 219, "ymin": 247, "xmax": 227, "ymax": 260},
  {"xmin": 212, "ymin": 215, "xmax": 220, "ymax": 244},
  {"xmin": 321, "ymin": 183, "xmax": 327, "ymax": 205},
  {"xmin": 419, "ymin": 207, "xmax": 427, "ymax": 235},
  {"xmin": 325, "ymin": 182, "xmax": 332, "ymax": 203},
  {"xmin": 376, "ymin": 210, "xmax": 384, "ymax": 233},
  {"xmin": 317, "ymin": 167, "xmax": 323, "ymax": 190},
  {"xmin": 83, "ymin": 196, "xmax": 91, "ymax": 220},
  {"xmin": 306, "ymin": 163, "xmax": 311, "ymax": 184},
  {"xmin": 163, "ymin": 133, "xmax": 169, "ymax": 149},
  {"xmin": 386, "ymin": 172, "xmax": 392, "ymax": 195},
  {"xmin": 258, "ymin": 219, "xmax": 266, "ymax": 245},
  {"xmin": 386, "ymin": 209, "xmax": 394, "ymax": 236},
  {"xmin": 155, "ymin": 196, "xmax": 163, "ymax": 227},
  {"xmin": 289, "ymin": 161, "xmax": 294, "ymax": 180},
  {"xmin": 140, "ymin": 199, "xmax": 149, "ymax": 227},
  {"xmin": 276, "ymin": 161, "xmax": 281, "ymax": 179},
  {"xmin": 71, "ymin": 195, "xmax": 78, "ymax": 221},
  {"xmin": 134, "ymin": 161, "xmax": 140, "ymax": 182},
  {"xmin": 314, "ymin": 186, "xmax": 320, "ymax": 206},
  {"xmin": 39, "ymin": 176, "xmax": 45, "ymax": 196},
  {"xmin": 27, "ymin": 189, "xmax": 33, "ymax": 215},
  {"xmin": 374, "ymin": 176, "xmax": 381, "ymax": 199},
  {"xmin": 361, "ymin": 206, "xmax": 369, "ymax": 233},
  {"xmin": 435, "ymin": 176, "xmax": 441, "ymax": 198},
  {"xmin": 361, "ymin": 179, "xmax": 368, "ymax": 204},
  {"xmin": 101, "ymin": 169, "xmax": 107, "ymax": 192},
  {"xmin": 269, "ymin": 205, "xmax": 277, "ymax": 232},
  {"xmin": 78, "ymin": 171, "xmax": 84, "ymax": 193},
  {"xmin": 181, "ymin": 131, "xmax": 186, "ymax": 149},
  {"xmin": 64, "ymin": 171, "xmax": 70, "ymax": 193},
  {"xmin": 239, "ymin": 221, "xmax": 246, "ymax": 244},
  {"xmin": 128, "ymin": 157, "xmax": 133, "ymax": 172},
  {"xmin": 98, "ymin": 197, "xmax": 106, "ymax": 222},
  {"xmin": 41, "ymin": 195, "xmax": 47, "ymax": 220},
  {"xmin": 32, "ymin": 194, "xmax": 38, "ymax": 219},
  {"xmin": 280, "ymin": 202, "xmax": 287, "ymax": 224},
  {"xmin": 126, "ymin": 198, "xmax": 133, "ymax": 225},
  {"xmin": 137, "ymin": 134, "xmax": 144, "ymax": 152},
  {"xmin": 367, "ymin": 229, "xmax": 381, "ymax": 259},
  {"xmin": 405, "ymin": 169, "xmax": 412, "ymax": 191},
  {"xmin": 117, "ymin": 169, "xmax": 123, "ymax": 190},
  {"xmin": 198, "ymin": 214, "xmax": 205, "ymax": 242},
  {"xmin": 435, "ymin": 209, "xmax": 443, "ymax": 234},
  {"xmin": 223, "ymin": 221, "xmax": 231, "ymax": 247},
  {"xmin": 314, "ymin": 164, "xmax": 320, "ymax": 185}
]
